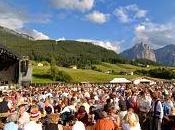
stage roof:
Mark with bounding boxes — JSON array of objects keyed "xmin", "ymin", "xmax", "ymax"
[{"xmin": 0, "ymin": 43, "xmax": 21, "ymax": 71}]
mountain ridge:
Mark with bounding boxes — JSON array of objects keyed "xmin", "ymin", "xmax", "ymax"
[
  {"xmin": 0, "ymin": 26, "xmax": 126, "ymax": 68},
  {"xmin": 120, "ymin": 43, "xmax": 175, "ymax": 66},
  {"xmin": 121, "ymin": 42, "xmax": 156, "ymax": 62}
]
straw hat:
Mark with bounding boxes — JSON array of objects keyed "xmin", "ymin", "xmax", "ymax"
[
  {"xmin": 17, "ymin": 100, "xmax": 28, "ymax": 107},
  {"xmin": 30, "ymin": 105, "xmax": 41, "ymax": 120}
]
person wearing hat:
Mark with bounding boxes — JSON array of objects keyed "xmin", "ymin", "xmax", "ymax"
[
  {"xmin": 23, "ymin": 105, "xmax": 42, "ymax": 130},
  {"xmin": 18, "ymin": 104, "xmax": 30, "ymax": 129}
]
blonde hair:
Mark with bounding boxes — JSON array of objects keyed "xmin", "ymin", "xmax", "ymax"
[{"xmin": 123, "ymin": 112, "xmax": 138, "ymax": 127}]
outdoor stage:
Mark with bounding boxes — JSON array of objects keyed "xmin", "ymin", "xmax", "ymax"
[{"xmin": 0, "ymin": 43, "xmax": 32, "ymax": 86}]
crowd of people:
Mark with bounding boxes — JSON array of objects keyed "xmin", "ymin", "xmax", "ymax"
[{"xmin": 0, "ymin": 82, "xmax": 175, "ymax": 130}]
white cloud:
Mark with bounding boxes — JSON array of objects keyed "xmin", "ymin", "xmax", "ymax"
[
  {"xmin": 57, "ymin": 37, "xmax": 66, "ymax": 41},
  {"xmin": 135, "ymin": 25, "xmax": 146, "ymax": 32},
  {"xmin": 114, "ymin": 4, "xmax": 147, "ymax": 23},
  {"xmin": 114, "ymin": 7, "xmax": 130, "ymax": 23},
  {"xmin": 77, "ymin": 39, "xmax": 121, "ymax": 53},
  {"xmin": 0, "ymin": 1, "xmax": 26, "ymax": 30},
  {"xmin": 0, "ymin": 1, "xmax": 50, "ymax": 40},
  {"xmin": 17, "ymin": 28, "xmax": 49, "ymax": 40},
  {"xmin": 134, "ymin": 21, "xmax": 175, "ymax": 48},
  {"xmin": 86, "ymin": 11, "xmax": 109, "ymax": 24},
  {"xmin": 50, "ymin": 0, "xmax": 94, "ymax": 12},
  {"xmin": 31, "ymin": 29, "xmax": 49, "ymax": 40},
  {"xmin": 0, "ymin": 17, "xmax": 24, "ymax": 30},
  {"xmin": 135, "ymin": 10, "xmax": 147, "ymax": 18}
]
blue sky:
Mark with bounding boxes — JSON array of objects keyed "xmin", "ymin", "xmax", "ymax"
[{"xmin": 1, "ymin": 0, "xmax": 175, "ymax": 52}]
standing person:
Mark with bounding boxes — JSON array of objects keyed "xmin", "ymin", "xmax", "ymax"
[
  {"xmin": 104, "ymin": 99, "xmax": 112, "ymax": 112},
  {"xmin": 94, "ymin": 111, "xmax": 115, "ymax": 130},
  {"xmin": 76, "ymin": 106, "xmax": 88, "ymax": 126},
  {"xmin": 23, "ymin": 105, "xmax": 42, "ymax": 130},
  {"xmin": 72, "ymin": 119, "xmax": 86, "ymax": 130},
  {"xmin": 0, "ymin": 96, "xmax": 10, "ymax": 113},
  {"xmin": 118, "ymin": 96, "xmax": 127, "ymax": 120},
  {"xmin": 122, "ymin": 110, "xmax": 141, "ymax": 130},
  {"xmin": 44, "ymin": 113, "xmax": 60, "ymax": 130},
  {"xmin": 18, "ymin": 104, "xmax": 30, "ymax": 129},
  {"xmin": 0, "ymin": 96, "xmax": 11, "ymax": 123},
  {"xmin": 4, "ymin": 113, "xmax": 18, "ymax": 130},
  {"xmin": 107, "ymin": 106, "xmax": 121, "ymax": 130},
  {"xmin": 162, "ymin": 96, "xmax": 174, "ymax": 130},
  {"xmin": 137, "ymin": 91, "xmax": 151, "ymax": 130},
  {"xmin": 150, "ymin": 92, "xmax": 163, "ymax": 130}
]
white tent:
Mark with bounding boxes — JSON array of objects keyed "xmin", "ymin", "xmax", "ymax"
[
  {"xmin": 133, "ymin": 78, "xmax": 156, "ymax": 85},
  {"xmin": 110, "ymin": 78, "xmax": 131, "ymax": 84}
]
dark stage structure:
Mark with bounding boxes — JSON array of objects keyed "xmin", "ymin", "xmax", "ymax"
[{"xmin": 0, "ymin": 44, "xmax": 32, "ymax": 85}]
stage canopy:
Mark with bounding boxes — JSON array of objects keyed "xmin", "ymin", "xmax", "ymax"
[
  {"xmin": 110, "ymin": 78, "xmax": 131, "ymax": 84},
  {"xmin": 0, "ymin": 44, "xmax": 21, "ymax": 84},
  {"xmin": 0, "ymin": 44, "xmax": 20, "ymax": 71},
  {"xmin": 133, "ymin": 78, "xmax": 156, "ymax": 85}
]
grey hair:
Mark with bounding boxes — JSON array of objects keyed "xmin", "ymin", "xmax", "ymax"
[{"xmin": 7, "ymin": 113, "xmax": 18, "ymax": 122}]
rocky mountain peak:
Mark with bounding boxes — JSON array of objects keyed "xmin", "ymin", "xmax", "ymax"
[{"xmin": 121, "ymin": 42, "xmax": 156, "ymax": 62}]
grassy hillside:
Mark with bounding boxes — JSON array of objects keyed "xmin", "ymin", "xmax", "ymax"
[
  {"xmin": 32, "ymin": 63, "xmax": 141, "ymax": 83},
  {"xmin": 95, "ymin": 62, "xmax": 158, "ymax": 73}
]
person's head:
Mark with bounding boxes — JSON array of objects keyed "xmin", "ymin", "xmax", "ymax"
[
  {"xmin": 164, "ymin": 96, "xmax": 170, "ymax": 101},
  {"xmin": 140, "ymin": 91, "xmax": 145, "ymax": 97},
  {"xmin": 45, "ymin": 106, "xmax": 52, "ymax": 115},
  {"xmin": 123, "ymin": 112, "xmax": 138, "ymax": 127},
  {"xmin": 30, "ymin": 105, "xmax": 41, "ymax": 121},
  {"xmin": 128, "ymin": 108, "xmax": 134, "ymax": 113},
  {"xmin": 99, "ymin": 111, "xmax": 108, "ymax": 119},
  {"xmin": 152, "ymin": 91, "xmax": 159, "ymax": 100},
  {"xmin": 7, "ymin": 113, "xmax": 18, "ymax": 123},
  {"xmin": 18, "ymin": 104, "xmax": 26, "ymax": 115},
  {"xmin": 89, "ymin": 106, "xmax": 96, "ymax": 114},
  {"xmin": 106, "ymin": 98, "xmax": 111, "ymax": 104},
  {"xmin": 107, "ymin": 106, "xmax": 116, "ymax": 115},
  {"xmin": 120, "ymin": 104, "xmax": 127, "ymax": 111},
  {"xmin": 78, "ymin": 106, "xmax": 86, "ymax": 113},
  {"xmin": 48, "ymin": 113, "xmax": 59, "ymax": 124}
]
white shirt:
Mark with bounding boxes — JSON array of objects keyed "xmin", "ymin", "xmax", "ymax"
[
  {"xmin": 45, "ymin": 93, "xmax": 53, "ymax": 98},
  {"xmin": 119, "ymin": 111, "xmax": 127, "ymax": 120},
  {"xmin": 138, "ymin": 97, "xmax": 151, "ymax": 112},
  {"xmin": 72, "ymin": 121, "xmax": 86, "ymax": 130},
  {"xmin": 82, "ymin": 102, "xmax": 90, "ymax": 114},
  {"xmin": 24, "ymin": 121, "xmax": 42, "ymax": 130},
  {"xmin": 151, "ymin": 100, "xmax": 164, "ymax": 119},
  {"xmin": 84, "ymin": 92, "xmax": 90, "ymax": 98},
  {"xmin": 18, "ymin": 112, "xmax": 30, "ymax": 128}
]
